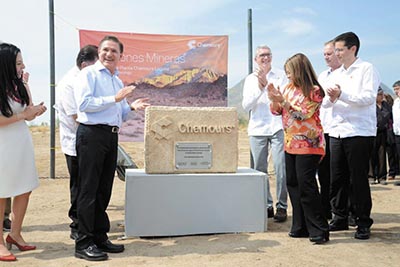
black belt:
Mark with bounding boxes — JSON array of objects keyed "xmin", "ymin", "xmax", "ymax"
[{"xmin": 82, "ymin": 124, "xmax": 119, "ymax": 133}]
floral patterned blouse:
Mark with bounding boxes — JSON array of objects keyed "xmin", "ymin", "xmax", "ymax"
[{"xmin": 270, "ymin": 85, "xmax": 325, "ymax": 156}]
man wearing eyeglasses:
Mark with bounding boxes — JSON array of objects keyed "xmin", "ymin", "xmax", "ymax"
[{"xmin": 242, "ymin": 45, "xmax": 288, "ymax": 223}]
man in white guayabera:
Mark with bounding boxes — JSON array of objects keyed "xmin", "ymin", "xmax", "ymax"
[{"xmin": 242, "ymin": 45, "xmax": 288, "ymax": 223}]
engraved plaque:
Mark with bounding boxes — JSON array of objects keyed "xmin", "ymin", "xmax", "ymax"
[
  {"xmin": 175, "ymin": 142, "xmax": 212, "ymax": 170},
  {"xmin": 145, "ymin": 106, "xmax": 238, "ymax": 173}
]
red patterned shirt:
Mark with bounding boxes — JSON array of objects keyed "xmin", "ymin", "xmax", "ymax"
[{"xmin": 271, "ymin": 85, "xmax": 325, "ymax": 156}]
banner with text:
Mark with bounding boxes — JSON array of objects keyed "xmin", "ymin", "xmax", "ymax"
[{"xmin": 79, "ymin": 29, "xmax": 228, "ymax": 142}]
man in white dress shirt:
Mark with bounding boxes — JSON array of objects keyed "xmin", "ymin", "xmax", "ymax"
[
  {"xmin": 317, "ymin": 40, "xmax": 341, "ymax": 220},
  {"xmin": 242, "ymin": 45, "xmax": 288, "ymax": 222},
  {"xmin": 323, "ymin": 32, "xmax": 380, "ymax": 240},
  {"xmin": 54, "ymin": 45, "xmax": 98, "ymax": 240}
]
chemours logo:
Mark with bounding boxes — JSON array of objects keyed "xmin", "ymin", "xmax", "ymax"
[
  {"xmin": 150, "ymin": 117, "xmax": 174, "ymax": 140},
  {"xmin": 178, "ymin": 123, "xmax": 235, "ymax": 134},
  {"xmin": 150, "ymin": 116, "xmax": 235, "ymax": 140},
  {"xmin": 187, "ymin": 40, "xmax": 221, "ymax": 49}
]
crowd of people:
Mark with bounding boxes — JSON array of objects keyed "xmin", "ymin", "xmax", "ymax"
[
  {"xmin": 1, "ymin": 30, "xmax": 399, "ymax": 262},
  {"xmin": 243, "ymin": 31, "xmax": 400, "ymax": 245},
  {"xmin": 0, "ymin": 36, "xmax": 149, "ymax": 262},
  {"xmin": 369, "ymin": 86, "xmax": 400, "ymax": 185}
]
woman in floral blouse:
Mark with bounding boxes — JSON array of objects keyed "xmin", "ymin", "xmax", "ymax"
[{"xmin": 267, "ymin": 53, "xmax": 329, "ymax": 244}]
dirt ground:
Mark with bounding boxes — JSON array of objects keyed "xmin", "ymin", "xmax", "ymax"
[{"xmin": 8, "ymin": 126, "xmax": 400, "ymax": 266}]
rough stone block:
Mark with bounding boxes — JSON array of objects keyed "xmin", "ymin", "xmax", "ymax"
[{"xmin": 145, "ymin": 106, "xmax": 238, "ymax": 173}]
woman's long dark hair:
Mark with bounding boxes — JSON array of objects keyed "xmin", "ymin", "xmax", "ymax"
[{"xmin": 0, "ymin": 43, "xmax": 30, "ymax": 117}]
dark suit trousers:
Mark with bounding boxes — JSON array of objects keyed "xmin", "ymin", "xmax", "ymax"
[
  {"xmin": 75, "ymin": 124, "xmax": 118, "ymax": 249},
  {"xmin": 330, "ymin": 136, "xmax": 374, "ymax": 228},
  {"xmin": 65, "ymin": 154, "xmax": 79, "ymax": 230},
  {"xmin": 285, "ymin": 153, "xmax": 328, "ymax": 237},
  {"xmin": 386, "ymin": 130, "xmax": 399, "ymax": 176},
  {"xmin": 317, "ymin": 133, "xmax": 331, "ymax": 219},
  {"xmin": 395, "ymin": 135, "xmax": 400, "ymax": 174},
  {"xmin": 370, "ymin": 131, "xmax": 387, "ymax": 179}
]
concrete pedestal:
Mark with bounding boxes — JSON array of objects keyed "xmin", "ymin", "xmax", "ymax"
[{"xmin": 125, "ymin": 167, "xmax": 267, "ymax": 237}]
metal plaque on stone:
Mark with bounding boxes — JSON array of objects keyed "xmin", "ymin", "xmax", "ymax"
[{"xmin": 175, "ymin": 142, "xmax": 212, "ymax": 170}]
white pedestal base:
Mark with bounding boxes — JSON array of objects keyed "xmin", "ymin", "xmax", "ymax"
[{"xmin": 125, "ymin": 167, "xmax": 267, "ymax": 237}]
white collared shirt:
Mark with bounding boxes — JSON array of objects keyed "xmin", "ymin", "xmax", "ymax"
[
  {"xmin": 318, "ymin": 68, "xmax": 334, "ymax": 134},
  {"xmin": 324, "ymin": 58, "xmax": 380, "ymax": 138},
  {"xmin": 54, "ymin": 66, "xmax": 80, "ymax": 156},
  {"xmin": 393, "ymin": 98, "xmax": 400, "ymax": 135},
  {"xmin": 74, "ymin": 60, "xmax": 131, "ymax": 128},
  {"xmin": 242, "ymin": 67, "xmax": 288, "ymax": 136}
]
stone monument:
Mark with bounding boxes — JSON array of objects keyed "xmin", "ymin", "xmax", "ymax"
[{"xmin": 144, "ymin": 106, "xmax": 238, "ymax": 173}]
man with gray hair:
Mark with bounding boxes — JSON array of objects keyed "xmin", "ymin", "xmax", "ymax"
[
  {"xmin": 317, "ymin": 39, "xmax": 341, "ymax": 220},
  {"xmin": 242, "ymin": 45, "xmax": 288, "ymax": 222}
]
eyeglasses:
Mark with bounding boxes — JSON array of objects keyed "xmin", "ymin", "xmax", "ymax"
[
  {"xmin": 334, "ymin": 48, "xmax": 345, "ymax": 53},
  {"xmin": 258, "ymin": 53, "xmax": 272, "ymax": 58}
]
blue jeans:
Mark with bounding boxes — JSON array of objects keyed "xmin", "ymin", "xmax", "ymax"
[{"xmin": 250, "ymin": 130, "xmax": 287, "ymax": 209}]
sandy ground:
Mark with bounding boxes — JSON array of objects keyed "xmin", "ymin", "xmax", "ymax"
[{"xmin": 7, "ymin": 126, "xmax": 400, "ymax": 266}]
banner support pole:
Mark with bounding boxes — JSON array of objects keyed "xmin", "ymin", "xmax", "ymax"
[{"xmin": 49, "ymin": 0, "xmax": 56, "ymax": 178}]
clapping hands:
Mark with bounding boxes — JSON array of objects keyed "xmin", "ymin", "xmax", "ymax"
[
  {"xmin": 267, "ymin": 83, "xmax": 284, "ymax": 103},
  {"xmin": 327, "ymin": 85, "xmax": 341, "ymax": 103},
  {"xmin": 23, "ymin": 102, "xmax": 47, "ymax": 121},
  {"xmin": 255, "ymin": 68, "xmax": 268, "ymax": 90}
]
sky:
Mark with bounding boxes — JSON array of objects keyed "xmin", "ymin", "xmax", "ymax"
[{"xmin": 1, "ymin": 0, "xmax": 399, "ymax": 125}]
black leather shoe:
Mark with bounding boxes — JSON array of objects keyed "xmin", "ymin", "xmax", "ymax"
[
  {"xmin": 324, "ymin": 211, "xmax": 332, "ymax": 220},
  {"xmin": 267, "ymin": 207, "xmax": 274, "ymax": 218},
  {"xmin": 96, "ymin": 240, "xmax": 125, "ymax": 253},
  {"xmin": 70, "ymin": 229, "xmax": 79, "ymax": 240},
  {"xmin": 309, "ymin": 232, "xmax": 329, "ymax": 244},
  {"xmin": 75, "ymin": 245, "xmax": 108, "ymax": 261},
  {"xmin": 288, "ymin": 230, "xmax": 309, "ymax": 238},
  {"xmin": 348, "ymin": 216, "xmax": 357, "ymax": 227},
  {"xmin": 354, "ymin": 227, "xmax": 370, "ymax": 240},
  {"xmin": 329, "ymin": 220, "xmax": 349, "ymax": 231},
  {"xmin": 274, "ymin": 208, "xmax": 287, "ymax": 222},
  {"xmin": 3, "ymin": 218, "xmax": 11, "ymax": 232}
]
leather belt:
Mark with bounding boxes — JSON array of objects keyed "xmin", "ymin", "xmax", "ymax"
[{"xmin": 82, "ymin": 124, "xmax": 119, "ymax": 133}]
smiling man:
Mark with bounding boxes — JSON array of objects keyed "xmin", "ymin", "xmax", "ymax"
[
  {"xmin": 242, "ymin": 45, "xmax": 288, "ymax": 223},
  {"xmin": 73, "ymin": 36, "xmax": 149, "ymax": 261},
  {"xmin": 317, "ymin": 40, "xmax": 341, "ymax": 220},
  {"xmin": 323, "ymin": 32, "xmax": 380, "ymax": 240}
]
